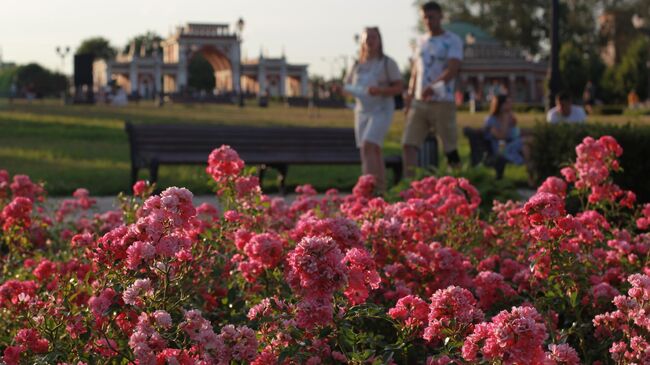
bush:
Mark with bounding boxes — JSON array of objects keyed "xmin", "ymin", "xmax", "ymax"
[
  {"xmin": 512, "ymin": 103, "xmax": 545, "ymax": 113},
  {"xmin": 1, "ymin": 137, "xmax": 648, "ymax": 364},
  {"xmin": 623, "ymin": 107, "xmax": 650, "ymax": 116},
  {"xmin": 530, "ymin": 122, "xmax": 650, "ymax": 202}
]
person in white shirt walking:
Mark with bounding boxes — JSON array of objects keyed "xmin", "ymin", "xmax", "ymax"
[
  {"xmin": 344, "ymin": 27, "xmax": 403, "ymax": 192},
  {"xmin": 547, "ymin": 91, "xmax": 587, "ymax": 124},
  {"xmin": 402, "ymin": 1, "xmax": 463, "ymax": 177}
]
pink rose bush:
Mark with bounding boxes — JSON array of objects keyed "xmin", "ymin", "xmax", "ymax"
[{"xmin": 1, "ymin": 136, "xmax": 649, "ymax": 364}]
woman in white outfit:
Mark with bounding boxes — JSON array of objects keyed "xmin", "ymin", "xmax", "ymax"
[{"xmin": 345, "ymin": 27, "xmax": 403, "ymax": 192}]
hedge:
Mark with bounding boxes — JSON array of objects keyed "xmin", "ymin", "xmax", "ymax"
[
  {"xmin": 530, "ymin": 122, "xmax": 650, "ymax": 203},
  {"xmin": 591, "ymin": 105, "xmax": 626, "ymax": 115}
]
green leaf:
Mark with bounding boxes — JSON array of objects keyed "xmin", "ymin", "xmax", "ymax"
[
  {"xmin": 319, "ymin": 326, "xmax": 332, "ymax": 338},
  {"xmin": 569, "ymin": 290, "xmax": 578, "ymax": 308}
]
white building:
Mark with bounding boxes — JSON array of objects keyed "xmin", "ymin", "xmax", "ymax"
[
  {"xmin": 93, "ymin": 23, "xmax": 309, "ymax": 98},
  {"xmin": 445, "ymin": 22, "xmax": 548, "ymax": 104}
]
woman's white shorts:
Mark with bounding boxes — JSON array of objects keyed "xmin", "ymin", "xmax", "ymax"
[{"xmin": 354, "ymin": 109, "xmax": 394, "ymax": 148}]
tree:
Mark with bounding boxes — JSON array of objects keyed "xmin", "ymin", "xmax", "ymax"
[
  {"xmin": 600, "ymin": 66, "xmax": 621, "ymax": 102},
  {"xmin": 123, "ymin": 31, "xmax": 163, "ymax": 56},
  {"xmin": 558, "ymin": 0, "xmax": 599, "ymax": 50},
  {"xmin": 14, "ymin": 63, "xmax": 68, "ymax": 97},
  {"xmin": 414, "ymin": 0, "xmax": 548, "ymax": 56},
  {"xmin": 0, "ymin": 66, "xmax": 18, "ymax": 96},
  {"xmin": 583, "ymin": 51, "xmax": 607, "ymax": 100},
  {"xmin": 413, "ymin": 0, "xmax": 648, "ymax": 58},
  {"xmin": 599, "ymin": 37, "xmax": 649, "ymax": 102},
  {"xmin": 188, "ymin": 53, "xmax": 215, "ymax": 92},
  {"xmin": 76, "ymin": 37, "xmax": 117, "ymax": 60},
  {"xmin": 615, "ymin": 37, "xmax": 649, "ymax": 99},
  {"xmin": 559, "ymin": 43, "xmax": 589, "ymax": 99}
]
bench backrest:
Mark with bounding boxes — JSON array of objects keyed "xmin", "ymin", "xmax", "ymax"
[{"xmin": 125, "ymin": 122, "xmax": 361, "ymax": 165}]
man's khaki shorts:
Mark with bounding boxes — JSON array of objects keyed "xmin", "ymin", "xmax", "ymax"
[{"xmin": 402, "ymin": 100, "xmax": 458, "ymax": 153}]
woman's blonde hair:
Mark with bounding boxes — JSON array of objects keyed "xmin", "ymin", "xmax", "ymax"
[{"xmin": 359, "ymin": 27, "xmax": 384, "ymax": 62}]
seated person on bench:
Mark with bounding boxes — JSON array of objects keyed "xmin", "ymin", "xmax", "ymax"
[
  {"xmin": 546, "ymin": 91, "xmax": 587, "ymax": 124},
  {"xmin": 483, "ymin": 94, "xmax": 524, "ymax": 166}
]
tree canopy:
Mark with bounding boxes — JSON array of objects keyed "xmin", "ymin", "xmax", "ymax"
[
  {"xmin": 76, "ymin": 37, "xmax": 117, "ymax": 60},
  {"xmin": 123, "ymin": 31, "xmax": 163, "ymax": 56},
  {"xmin": 10, "ymin": 63, "xmax": 68, "ymax": 96},
  {"xmin": 188, "ymin": 53, "xmax": 216, "ymax": 92},
  {"xmin": 413, "ymin": 0, "xmax": 649, "ymax": 57}
]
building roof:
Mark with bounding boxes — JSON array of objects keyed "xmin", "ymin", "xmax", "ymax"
[
  {"xmin": 439, "ymin": 21, "xmax": 546, "ymax": 70},
  {"xmin": 443, "ymin": 21, "xmax": 499, "ymax": 45}
]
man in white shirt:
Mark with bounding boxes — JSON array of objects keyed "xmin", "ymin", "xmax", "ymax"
[
  {"xmin": 402, "ymin": 1, "xmax": 463, "ymax": 177},
  {"xmin": 547, "ymin": 91, "xmax": 587, "ymax": 124}
]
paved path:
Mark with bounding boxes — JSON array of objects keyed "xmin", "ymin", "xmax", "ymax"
[
  {"xmin": 47, "ymin": 189, "xmax": 535, "ymax": 213},
  {"xmin": 46, "ymin": 194, "xmax": 296, "ymax": 213}
]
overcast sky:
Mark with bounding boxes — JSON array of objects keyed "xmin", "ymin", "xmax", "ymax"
[{"xmin": 0, "ymin": 0, "xmax": 419, "ymax": 77}]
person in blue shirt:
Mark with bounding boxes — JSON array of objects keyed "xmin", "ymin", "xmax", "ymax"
[{"xmin": 483, "ymin": 94, "xmax": 524, "ymax": 166}]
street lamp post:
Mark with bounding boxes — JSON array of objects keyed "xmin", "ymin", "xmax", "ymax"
[
  {"xmin": 55, "ymin": 46, "xmax": 71, "ymax": 102},
  {"xmin": 55, "ymin": 46, "xmax": 71, "ymax": 73},
  {"xmin": 236, "ymin": 17, "xmax": 245, "ymax": 107},
  {"xmin": 647, "ymin": 60, "xmax": 650, "ymax": 102},
  {"xmin": 333, "ymin": 55, "xmax": 348, "ymax": 81},
  {"xmin": 548, "ymin": 0, "xmax": 561, "ymax": 109},
  {"xmin": 632, "ymin": 14, "xmax": 650, "ymax": 101}
]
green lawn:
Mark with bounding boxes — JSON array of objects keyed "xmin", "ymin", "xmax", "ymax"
[{"xmin": 1, "ymin": 98, "xmax": 647, "ymax": 196}]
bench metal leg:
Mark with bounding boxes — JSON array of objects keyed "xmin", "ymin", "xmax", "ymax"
[
  {"xmin": 391, "ymin": 164, "xmax": 403, "ymax": 185},
  {"xmin": 273, "ymin": 164, "xmax": 289, "ymax": 195},
  {"xmin": 149, "ymin": 159, "xmax": 160, "ymax": 184},
  {"xmin": 258, "ymin": 165, "xmax": 267, "ymax": 188},
  {"xmin": 495, "ymin": 156, "xmax": 507, "ymax": 180},
  {"xmin": 131, "ymin": 165, "xmax": 139, "ymax": 188}
]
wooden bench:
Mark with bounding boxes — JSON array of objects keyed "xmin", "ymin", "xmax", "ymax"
[
  {"xmin": 463, "ymin": 127, "xmax": 531, "ymax": 179},
  {"xmin": 125, "ymin": 122, "xmax": 403, "ymax": 193}
]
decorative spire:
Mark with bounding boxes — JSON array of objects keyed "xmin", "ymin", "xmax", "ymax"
[{"xmin": 129, "ymin": 40, "xmax": 137, "ymax": 58}]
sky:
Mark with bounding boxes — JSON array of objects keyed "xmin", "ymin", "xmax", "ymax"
[{"xmin": 0, "ymin": 0, "xmax": 419, "ymax": 78}]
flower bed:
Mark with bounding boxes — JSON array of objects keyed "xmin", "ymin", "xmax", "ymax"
[{"xmin": 0, "ymin": 136, "xmax": 648, "ymax": 364}]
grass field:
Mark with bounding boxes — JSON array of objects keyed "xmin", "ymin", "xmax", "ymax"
[{"xmin": 1, "ymin": 98, "xmax": 648, "ymax": 196}]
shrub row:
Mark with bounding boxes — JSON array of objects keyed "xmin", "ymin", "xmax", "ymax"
[{"xmin": 530, "ymin": 122, "xmax": 650, "ymax": 202}]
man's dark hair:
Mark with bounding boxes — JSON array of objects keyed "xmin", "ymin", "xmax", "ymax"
[
  {"xmin": 556, "ymin": 91, "xmax": 572, "ymax": 102},
  {"xmin": 421, "ymin": 1, "xmax": 442, "ymax": 13}
]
